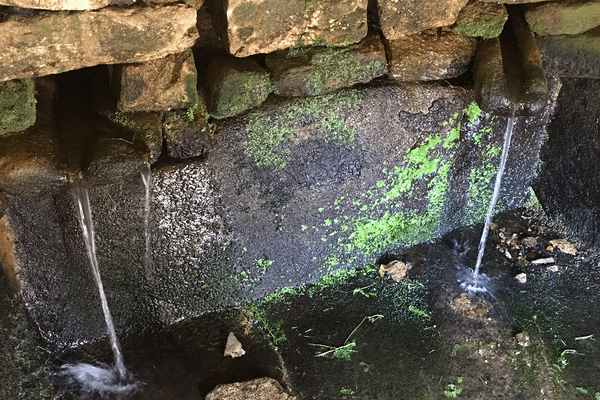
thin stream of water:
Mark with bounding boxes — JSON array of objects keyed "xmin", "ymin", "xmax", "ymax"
[
  {"xmin": 141, "ymin": 164, "xmax": 153, "ymax": 283},
  {"xmin": 71, "ymin": 182, "xmax": 127, "ymax": 380},
  {"xmin": 472, "ymin": 108, "xmax": 517, "ymax": 286}
]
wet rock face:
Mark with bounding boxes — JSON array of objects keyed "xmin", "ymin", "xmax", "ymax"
[
  {"xmin": 534, "ymin": 78, "xmax": 600, "ymax": 247},
  {"xmin": 0, "ymin": 4, "xmax": 198, "ymax": 81}
]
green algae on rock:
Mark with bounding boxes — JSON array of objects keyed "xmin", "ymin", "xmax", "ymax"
[{"xmin": 0, "ymin": 79, "xmax": 36, "ymax": 136}]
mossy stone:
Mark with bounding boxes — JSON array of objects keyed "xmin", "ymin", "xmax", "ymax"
[{"xmin": 0, "ymin": 79, "xmax": 36, "ymax": 136}]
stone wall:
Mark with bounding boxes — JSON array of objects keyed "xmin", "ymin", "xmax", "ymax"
[{"xmin": 0, "ymin": 0, "xmax": 597, "ymax": 347}]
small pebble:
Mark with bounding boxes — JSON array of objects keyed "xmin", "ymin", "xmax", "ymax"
[
  {"xmin": 549, "ymin": 239, "xmax": 577, "ymax": 255},
  {"xmin": 546, "ymin": 245, "xmax": 554, "ymax": 251},
  {"xmin": 521, "ymin": 237, "xmax": 538, "ymax": 246},
  {"xmin": 516, "ymin": 332, "xmax": 530, "ymax": 347},
  {"xmin": 531, "ymin": 257, "xmax": 555, "ymax": 265},
  {"xmin": 546, "ymin": 265, "xmax": 559, "ymax": 273},
  {"xmin": 515, "ymin": 273, "xmax": 527, "ymax": 284}
]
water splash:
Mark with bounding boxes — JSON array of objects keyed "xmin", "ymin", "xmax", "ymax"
[
  {"xmin": 70, "ymin": 182, "xmax": 132, "ymax": 387},
  {"xmin": 56, "ymin": 363, "xmax": 138, "ymax": 397},
  {"xmin": 140, "ymin": 163, "xmax": 153, "ymax": 283},
  {"xmin": 468, "ymin": 107, "xmax": 517, "ymax": 291}
]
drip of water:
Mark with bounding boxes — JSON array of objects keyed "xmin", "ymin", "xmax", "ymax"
[
  {"xmin": 71, "ymin": 182, "xmax": 128, "ymax": 380},
  {"xmin": 140, "ymin": 164, "xmax": 153, "ymax": 283},
  {"xmin": 469, "ymin": 107, "xmax": 517, "ymax": 290}
]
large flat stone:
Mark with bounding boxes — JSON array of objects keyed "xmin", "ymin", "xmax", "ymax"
[
  {"xmin": 266, "ymin": 33, "xmax": 387, "ymax": 97},
  {"xmin": 524, "ymin": 1, "xmax": 600, "ymax": 35},
  {"xmin": 223, "ymin": 0, "xmax": 368, "ymax": 57},
  {"xmin": 388, "ymin": 29, "xmax": 477, "ymax": 81},
  {"xmin": 0, "ymin": 5, "xmax": 198, "ymax": 82},
  {"xmin": 377, "ymin": 0, "xmax": 468, "ymax": 39},
  {"xmin": 537, "ymin": 27, "xmax": 600, "ymax": 79},
  {"xmin": 113, "ymin": 49, "xmax": 198, "ymax": 112},
  {"xmin": 0, "ymin": 0, "xmax": 110, "ymax": 10},
  {"xmin": 0, "ymin": 80, "xmax": 560, "ymax": 347}
]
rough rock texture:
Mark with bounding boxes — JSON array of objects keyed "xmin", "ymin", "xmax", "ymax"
[
  {"xmin": 454, "ymin": 1, "xmax": 508, "ymax": 39},
  {"xmin": 0, "ymin": 80, "xmax": 560, "ymax": 347},
  {"xmin": 163, "ymin": 91, "xmax": 214, "ymax": 159},
  {"xmin": 113, "ymin": 50, "xmax": 199, "ymax": 112},
  {"xmin": 537, "ymin": 27, "xmax": 600, "ymax": 78},
  {"xmin": 266, "ymin": 33, "xmax": 387, "ymax": 97},
  {"xmin": 0, "ymin": 77, "xmax": 64, "ymax": 194},
  {"xmin": 205, "ymin": 57, "xmax": 273, "ymax": 119},
  {"xmin": 301, "ymin": 0, "xmax": 368, "ymax": 46},
  {"xmin": 0, "ymin": 79, "xmax": 36, "ymax": 136},
  {"xmin": 377, "ymin": 0, "xmax": 469, "ymax": 39},
  {"xmin": 387, "ymin": 29, "xmax": 477, "ymax": 81},
  {"xmin": 206, "ymin": 377, "xmax": 295, "ymax": 400},
  {"xmin": 223, "ymin": 0, "xmax": 368, "ymax": 57},
  {"xmin": 524, "ymin": 1, "xmax": 600, "ymax": 36},
  {"xmin": 0, "ymin": 5, "xmax": 198, "ymax": 82},
  {"xmin": 0, "ymin": 0, "xmax": 110, "ymax": 10},
  {"xmin": 533, "ymin": 78, "xmax": 600, "ymax": 247}
]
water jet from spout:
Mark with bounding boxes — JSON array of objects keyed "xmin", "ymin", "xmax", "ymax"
[
  {"xmin": 468, "ymin": 107, "xmax": 516, "ymax": 291},
  {"xmin": 72, "ymin": 182, "xmax": 129, "ymax": 382}
]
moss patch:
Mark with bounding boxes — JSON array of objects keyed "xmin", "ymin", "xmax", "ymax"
[
  {"xmin": 243, "ymin": 90, "xmax": 362, "ymax": 170},
  {"xmin": 0, "ymin": 79, "xmax": 36, "ymax": 136}
]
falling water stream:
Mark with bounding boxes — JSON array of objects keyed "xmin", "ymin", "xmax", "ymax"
[
  {"xmin": 58, "ymin": 182, "xmax": 138, "ymax": 396},
  {"xmin": 462, "ymin": 107, "xmax": 517, "ymax": 292},
  {"xmin": 141, "ymin": 163, "xmax": 153, "ymax": 283}
]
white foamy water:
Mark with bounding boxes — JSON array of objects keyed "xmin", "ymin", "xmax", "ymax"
[
  {"xmin": 56, "ymin": 363, "xmax": 138, "ymax": 396},
  {"xmin": 470, "ymin": 108, "xmax": 516, "ymax": 289}
]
